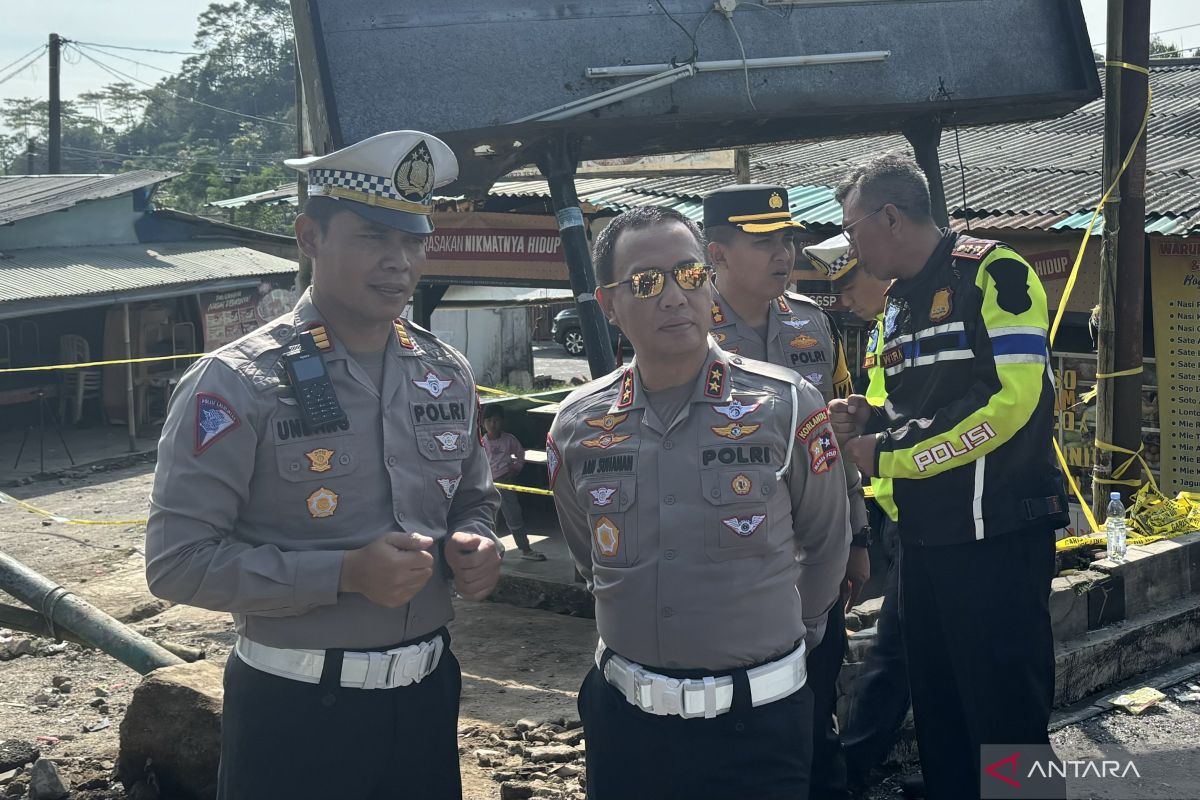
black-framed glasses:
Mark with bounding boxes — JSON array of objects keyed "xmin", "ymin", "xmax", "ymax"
[
  {"xmin": 600, "ymin": 262, "xmax": 712, "ymax": 299},
  {"xmin": 842, "ymin": 207, "xmax": 884, "ymax": 243}
]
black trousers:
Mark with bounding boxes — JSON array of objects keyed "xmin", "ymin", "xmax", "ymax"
[
  {"xmin": 900, "ymin": 527, "xmax": 1060, "ymax": 800},
  {"xmin": 217, "ymin": 631, "xmax": 462, "ymax": 800},
  {"xmin": 578, "ymin": 663, "xmax": 814, "ymax": 800},
  {"xmin": 842, "ymin": 518, "xmax": 911, "ymax": 781},
  {"xmin": 806, "ymin": 602, "xmax": 849, "ymax": 800}
]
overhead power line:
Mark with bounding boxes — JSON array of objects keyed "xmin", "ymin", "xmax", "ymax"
[
  {"xmin": 0, "ymin": 43, "xmax": 48, "ymax": 76},
  {"xmin": 0, "ymin": 45, "xmax": 48, "ymax": 87},
  {"xmin": 71, "ymin": 40, "xmax": 203, "ymax": 56},
  {"xmin": 1092, "ymin": 21, "xmax": 1200, "ymax": 47},
  {"xmin": 71, "ymin": 47, "xmax": 295, "ymax": 129}
]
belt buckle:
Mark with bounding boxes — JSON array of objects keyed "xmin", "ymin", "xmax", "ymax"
[
  {"xmin": 385, "ymin": 644, "xmax": 417, "ymax": 688},
  {"xmin": 652, "ymin": 677, "xmax": 684, "ymax": 717}
]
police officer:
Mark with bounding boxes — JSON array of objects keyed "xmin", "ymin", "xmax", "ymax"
[
  {"xmin": 550, "ymin": 206, "xmax": 850, "ymax": 800},
  {"xmin": 704, "ymin": 185, "xmax": 871, "ymax": 800},
  {"xmin": 806, "ymin": 235, "xmax": 913, "ymax": 793},
  {"xmin": 830, "ymin": 154, "xmax": 1068, "ymax": 800},
  {"xmin": 145, "ymin": 131, "xmax": 502, "ymax": 800}
]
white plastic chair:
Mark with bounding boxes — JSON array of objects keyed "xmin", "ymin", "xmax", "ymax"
[{"xmin": 59, "ymin": 335, "xmax": 102, "ymax": 425}]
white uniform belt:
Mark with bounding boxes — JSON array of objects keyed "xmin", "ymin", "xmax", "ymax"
[
  {"xmin": 235, "ymin": 634, "xmax": 445, "ymax": 690},
  {"xmin": 595, "ymin": 639, "xmax": 807, "ymax": 719}
]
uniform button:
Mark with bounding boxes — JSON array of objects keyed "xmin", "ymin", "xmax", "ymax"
[
  {"xmin": 289, "ymin": 462, "xmax": 300, "ymax": 472},
  {"xmin": 661, "ymin": 607, "xmax": 675, "ymax": 618},
  {"xmin": 398, "ymin": 513, "xmax": 406, "ymax": 522},
  {"xmin": 426, "ymin": 442, "xmax": 435, "ymax": 451},
  {"xmin": 711, "ymin": 489, "xmax": 720, "ymax": 498},
  {"xmin": 761, "ymin": 486, "xmax": 770, "ymax": 495},
  {"xmin": 663, "ymin": 440, "xmax": 673, "ymax": 450},
  {"xmin": 664, "ymin": 495, "xmax": 675, "ymax": 505},
  {"xmin": 340, "ymin": 454, "xmax": 351, "ymax": 465},
  {"xmin": 387, "ymin": 456, "xmax": 397, "ymax": 466},
  {"xmin": 664, "ymin": 549, "xmax": 676, "ymax": 560}
]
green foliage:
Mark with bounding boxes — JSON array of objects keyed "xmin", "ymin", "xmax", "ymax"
[{"xmin": 1, "ymin": 0, "xmax": 297, "ymax": 225}]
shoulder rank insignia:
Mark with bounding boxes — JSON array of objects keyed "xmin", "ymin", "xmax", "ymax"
[
  {"xmin": 305, "ymin": 325, "xmax": 333, "ymax": 352},
  {"xmin": 781, "ymin": 318, "xmax": 811, "ymax": 330},
  {"xmin": 581, "ymin": 432, "xmax": 632, "ymax": 449},
  {"xmin": 705, "ymin": 361, "xmax": 727, "ymax": 398},
  {"xmin": 712, "ymin": 422, "xmax": 761, "ymax": 440},
  {"xmin": 722, "ymin": 514, "xmax": 766, "ymax": 537},
  {"xmin": 929, "ymin": 287, "xmax": 954, "ymax": 323},
  {"xmin": 394, "ymin": 319, "xmax": 416, "ymax": 350},
  {"xmin": 588, "ymin": 486, "xmax": 618, "ymax": 507},
  {"xmin": 585, "ymin": 412, "xmax": 628, "ymax": 432},
  {"xmin": 195, "ymin": 393, "xmax": 240, "ymax": 455},
  {"xmin": 951, "ymin": 236, "xmax": 1001, "ymax": 260},
  {"xmin": 306, "ymin": 487, "xmax": 339, "ymax": 518},
  {"xmin": 711, "ymin": 302, "xmax": 726, "ymax": 325},
  {"xmin": 436, "ymin": 474, "xmax": 462, "ymax": 499},
  {"xmin": 545, "ymin": 434, "xmax": 561, "ymax": 488},
  {"xmin": 413, "ymin": 371, "xmax": 453, "ymax": 398},
  {"xmin": 616, "ymin": 368, "xmax": 635, "ymax": 409},
  {"xmin": 775, "ymin": 295, "xmax": 791, "ymax": 314},
  {"xmin": 305, "ymin": 448, "xmax": 334, "ymax": 473},
  {"xmin": 789, "ymin": 334, "xmax": 819, "ymax": 349},
  {"xmin": 712, "ymin": 332, "xmax": 728, "ymax": 345},
  {"xmin": 713, "ymin": 398, "xmax": 760, "ymax": 421}
]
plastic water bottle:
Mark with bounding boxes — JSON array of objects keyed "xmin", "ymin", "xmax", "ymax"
[{"xmin": 1105, "ymin": 492, "xmax": 1127, "ymax": 563}]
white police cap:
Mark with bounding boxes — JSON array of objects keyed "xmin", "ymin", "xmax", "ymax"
[
  {"xmin": 803, "ymin": 233, "xmax": 858, "ymax": 282},
  {"xmin": 284, "ymin": 130, "xmax": 458, "ymax": 234}
]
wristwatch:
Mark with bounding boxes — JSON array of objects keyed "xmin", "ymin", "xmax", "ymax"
[{"xmin": 851, "ymin": 526, "xmax": 872, "ymax": 548}]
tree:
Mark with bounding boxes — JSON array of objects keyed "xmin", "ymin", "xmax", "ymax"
[{"xmin": 1149, "ymin": 35, "xmax": 1186, "ymax": 58}]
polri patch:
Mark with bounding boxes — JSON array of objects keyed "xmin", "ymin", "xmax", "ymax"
[
  {"xmin": 731, "ymin": 473, "xmax": 752, "ymax": 496},
  {"xmin": 781, "ymin": 318, "xmax": 810, "ymax": 330},
  {"xmin": 546, "ymin": 434, "xmax": 562, "ymax": 488},
  {"xmin": 929, "ymin": 287, "xmax": 954, "ymax": 323},
  {"xmin": 593, "ymin": 515, "xmax": 620, "ymax": 557},
  {"xmin": 434, "ymin": 431, "xmax": 462, "ymax": 451},
  {"xmin": 582, "ymin": 432, "xmax": 632, "ymax": 450},
  {"xmin": 195, "ymin": 393, "xmax": 240, "ymax": 455},
  {"xmin": 808, "ymin": 430, "xmax": 840, "ymax": 475},
  {"xmin": 796, "ymin": 409, "xmax": 831, "ymax": 442},
  {"xmin": 712, "ymin": 398, "xmax": 760, "ymax": 421},
  {"xmin": 585, "ymin": 412, "xmax": 628, "ymax": 432},
  {"xmin": 588, "ymin": 486, "xmax": 617, "ymax": 507},
  {"xmin": 436, "ymin": 474, "xmax": 462, "ymax": 499},
  {"xmin": 789, "ymin": 334, "xmax": 819, "ymax": 350},
  {"xmin": 711, "ymin": 421, "xmax": 760, "ymax": 440},
  {"xmin": 413, "ymin": 371, "xmax": 453, "ymax": 398}
]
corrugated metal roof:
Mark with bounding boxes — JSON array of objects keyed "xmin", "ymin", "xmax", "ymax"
[
  {"xmin": 0, "ymin": 240, "xmax": 296, "ymax": 304},
  {"xmin": 495, "ymin": 62, "xmax": 1200, "ymax": 236},
  {"xmin": 0, "ymin": 171, "xmax": 178, "ymax": 225}
]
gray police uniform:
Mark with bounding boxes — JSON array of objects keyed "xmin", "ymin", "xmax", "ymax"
[
  {"xmin": 549, "ymin": 342, "xmax": 850, "ymax": 800},
  {"xmin": 712, "ymin": 286, "xmax": 867, "ymax": 800},
  {"xmin": 710, "ymin": 289, "xmax": 854, "ymax": 402},
  {"xmin": 147, "ymin": 289, "xmax": 499, "ymax": 799}
]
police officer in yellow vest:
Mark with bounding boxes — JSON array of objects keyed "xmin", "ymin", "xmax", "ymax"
[
  {"xmin": 704, "ymin": 185, "xmax": 870, "ymax": 800},
  {"xmin": 550, "ymin": 206, "xmax": 851, "ymax": 800},
  {"xmin": 806, "ymin": 234, "xmax": 914, "ymax": 793},
  {"xmin": 146, "ymin": 131, "xmax": 502, "ymax": 800}
]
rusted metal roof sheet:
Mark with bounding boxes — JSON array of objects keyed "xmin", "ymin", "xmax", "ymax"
[{"xmin": 0, "ymin": 171, "xmax": 177, "ymax": 225}]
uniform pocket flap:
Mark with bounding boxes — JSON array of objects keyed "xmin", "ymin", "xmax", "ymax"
[
  {"xmin": 275, "ymin": 442, "xmax": 359, "ymax": 482},
  {"xmin": 580, "ymin": 476, "xmax": 636, "ymax": 513},
  {"xmin": 701, "ymin": 468, "xmax": 774, "ymax": 505},
  {"xmin": 415, "ymin": 426, "xmax": 473, "ymax": 461}
]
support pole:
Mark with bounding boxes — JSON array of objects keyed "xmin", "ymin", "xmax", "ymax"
[
  {"xmin": 903, "ymin": 116, "xmax": 948, "ymax": 228},
  {"xmin": 295, "ymin": 49, "xmax": 313, "ymax": 290},
  {"xmin": 48, "ymin": 33, "xmax": 61, "ymax": 174},
  {"xmin": 1093, "ymin": 0, "xmax": 1125, "ymax": 515},
  {"xmin": 536, "ymin": 138, "xmax": 615, "ymax": 379},
  {"xmin": 123, "ymin": 303, "xmax": 137, "ymax": 452},
  {"xmin": 0, "ymin": 552, "xmax": 182, "ymax": 675},
  {"xmin": 1094, "ymin": 0, "xmax": 1149, "ymax": 514}
]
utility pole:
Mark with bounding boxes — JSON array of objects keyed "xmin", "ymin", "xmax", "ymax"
[
  {"xmin": 48, "ymin": 33, "xmax": 62, "ymax": 174},
  {"xmin": 294, "ymin": 49, "xmax": 313, "ymax": 290},
  {"xmin": 25, "ymin": 139, "xmax": 36, "ymax": 174},
  {"xmin": 1093, "ymin": 0, "xmax": 1149, "ymax": 515}
]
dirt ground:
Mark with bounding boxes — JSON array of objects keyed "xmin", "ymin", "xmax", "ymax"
[
  {"xmin": 2, "ymin": 463, "xmax": 1198, "ymax": 800},
  {"xmin": 0, "ymin": 463, "xmax": 594, "ymax": 799}
]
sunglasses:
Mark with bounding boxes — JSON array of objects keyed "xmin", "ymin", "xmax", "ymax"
[{"xmin": 600, "ymin": 262, "xmax": 712, "ymax": 299}]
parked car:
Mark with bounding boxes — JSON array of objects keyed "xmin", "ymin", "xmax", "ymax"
[{"xmin": 551, "ymin": 307, "xmax": 628, "ymax": 356}]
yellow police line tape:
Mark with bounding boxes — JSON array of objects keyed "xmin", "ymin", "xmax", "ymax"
[
  {"xmin": 495, "ymin": 482, "xmax": 555, "ymax": 497},
  {"xmin": 0, "ymin": 490, "xmax": 148, "ymax": 526},
  {"xmin": 1048, "ymin": 59, "xmax": 1153, "ymax": 542}
]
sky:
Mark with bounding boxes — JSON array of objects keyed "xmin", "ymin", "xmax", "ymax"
[{"xmin": 1, "ymin": 1, "xmax": 1198, "ymax": 123}]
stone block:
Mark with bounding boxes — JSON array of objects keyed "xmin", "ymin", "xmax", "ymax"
[
  {"xmin": 118, "ymin": 661, "xmax": 223, "ymax": 800},
  {"xmin": 1086, "ymin": 573, "xmax": 1125, "ymax": 630},
  {"xmin": 1091, "ymin": 536, "xmax": 1190, "ymax": 618},
  {"xmin": 849, "ymin": 596, "xmax": 884, "ymax": 630},
  {"xmin": 1049, "ymin": 571, "xmax": 1104, "ymax": 643}
]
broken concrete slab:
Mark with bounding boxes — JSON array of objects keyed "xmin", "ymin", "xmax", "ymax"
[
  {"xmin": 1091, "ymin": 533, "xmax": 1195, "ymax": 618},
  {"xmin": 0, "ymin": 741, "xmax": 38, "ymax": 773},
  {"xmin": 1050, "ymin": 570, "xmax": 1107, "ymax": 642},
  {"xmin": 117, "ymin": 660, "xmax": 223, "ymax": 800}
]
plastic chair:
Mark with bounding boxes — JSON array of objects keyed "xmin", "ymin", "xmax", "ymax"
[{"xmin": 58, "ymin": 335, "xmax": 102, "ymax": 425}]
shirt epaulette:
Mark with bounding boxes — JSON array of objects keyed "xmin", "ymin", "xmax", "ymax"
[
  {"xmin": 728, "ymin": 355, "xmax": 806, "ymax": 389},
  {"xmin": 782, "ymin": 290, "xmax": 823, "ymax": 311},
  {"xmin": 950, "ymin": 236, "xmax": 1004, "ymax": 261}
]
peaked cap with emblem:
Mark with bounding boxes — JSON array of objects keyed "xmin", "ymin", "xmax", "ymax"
[
  {"xmin": 284, "ymin": 130, "xmax": 457, "ymax": 234},
  {"xmin": 703, "ymin": 184, "xmax": 805, "ymax": 234},
  {"xmin": 803, "ymin": 233, "xmax": 859, "ymax": 282}
]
